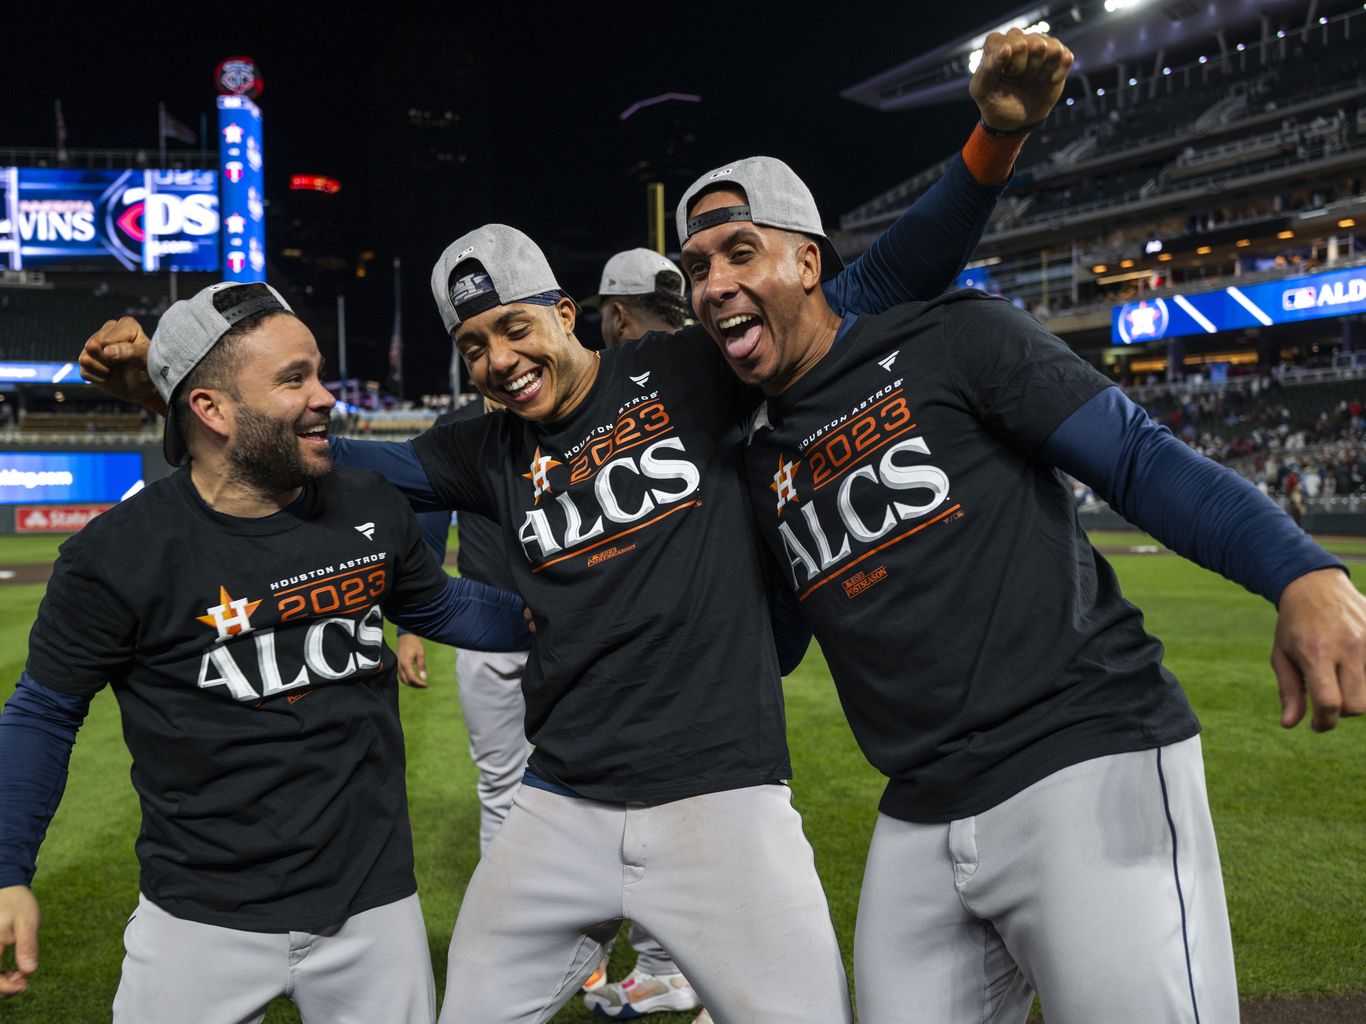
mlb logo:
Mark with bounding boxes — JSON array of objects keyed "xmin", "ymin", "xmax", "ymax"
[{"xmin": 1282, "ymin": 286, "xmax": 1316, "ymax": 311}]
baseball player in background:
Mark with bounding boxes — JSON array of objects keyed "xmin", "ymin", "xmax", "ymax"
[
  {"xmin": 0, "ymin": 283, "xmax": 529, "ymax": 1021},
  {"xmin": 396, "ymin": 395, "xmax": 533, "ymax": 858},
  {"xmin": 676, "ymin": 147, "xmax": 1366, "ymax": 1023}
]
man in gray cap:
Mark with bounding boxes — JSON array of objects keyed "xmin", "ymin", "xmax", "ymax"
[
  {"xmin": 676, "ymin": 98, "xmax": 1366, "ymax": 1024},
  {"xmin": 0, "ymin": 282, "xmax": 528, "ymax": 1020},
  {"xmin": 590, "ymin": 248, "xmax": 691, "ymax": 349}
]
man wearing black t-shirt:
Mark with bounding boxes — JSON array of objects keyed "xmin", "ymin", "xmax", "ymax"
[
  {"xmin": 677, "ymin": 158, "xmax": 1366, "ymax": 1022},
  {"xmin": 0, "ymin": 283, "xmax": 527, "ymax": 1021}
]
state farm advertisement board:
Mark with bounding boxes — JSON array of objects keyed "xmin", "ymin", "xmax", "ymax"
[{"xmin": 15, "ymin": 505, "xmax": 112, "ymax": 533}]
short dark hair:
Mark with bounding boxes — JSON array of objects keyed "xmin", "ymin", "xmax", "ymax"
[
  {"xmin": 172, "ymin": 284, "xmax": 294, "ymax": 442},
  {"xmin": 613, "ymin": 270, "xmax": 689, "ymax": 329}
]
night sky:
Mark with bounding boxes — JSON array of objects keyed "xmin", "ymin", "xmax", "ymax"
[{"xmin": 3, "ymin": 3, "xmax": 1018, "ymax": 388}]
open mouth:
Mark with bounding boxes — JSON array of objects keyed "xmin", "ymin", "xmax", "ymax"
[
  {"xmin": 499, "ymin": 367, "xmax": 545, "ymax": 405},
  {"xmin": 297, "ymin": 423, "xmax": 329, "ymax": 447},
  {"xmin": 717, "ymin": 312, "xmax": 764, "ymax": 362}
]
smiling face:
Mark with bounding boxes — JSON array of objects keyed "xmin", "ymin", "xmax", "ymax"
[
  {"xmin": 453, "ymin": 296, "xmax": 597, "ymax": 423},
  {"xmin": 680, "ymin": 187, "xmax": 825, "ymax": 393},
  {"xmin": 218, "ymin": 316, "xmax": 335, "ymax": 492}
]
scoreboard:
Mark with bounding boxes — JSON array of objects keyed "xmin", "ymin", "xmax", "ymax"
[{"xmin": 0, "ymin": 167, "xmax": 218, "ymax": 273}]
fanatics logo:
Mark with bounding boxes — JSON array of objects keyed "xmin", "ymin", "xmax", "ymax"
[
  {"xmin": 629, "ymin": 372, "xmax": 651, "ymax": 388},
  {"xmin": 770, "ymin": 455, "xmax": 801, "ymax": 514},
  {"xmin": 522, "ymin": 447, "xmax": 563, "ymax": 506},
  {"xmin": 196, "ymin": 586, "xmax": 263, "ymax": 641},
  {"xmin": 878, "ymin": 351, "xmax": 899, "ymax": 372},
  {"xmin": 355, "ymin": 522, "xmax": 376, "ymax": 541}
]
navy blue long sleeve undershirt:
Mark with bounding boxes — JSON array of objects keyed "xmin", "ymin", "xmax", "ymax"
[
  {"xmin": 1041, "ymin": 387, "xmax": 1344, "ymax": 605},
  {"xmin": 823, "ymin": 155, "xmax": 1003, "ymax": 316},
  {"xmin": 396, "ymin": 574, "xmax": 530, "ymax": 652},
  {"xmin": 0, "ymin": 675, "xmax": 89, "ymax": 888}
]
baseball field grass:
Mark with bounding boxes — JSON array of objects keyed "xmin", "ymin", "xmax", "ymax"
[{"xmin": 0, "ymin": 530, "xmax": 1362, "ymax": 1023}]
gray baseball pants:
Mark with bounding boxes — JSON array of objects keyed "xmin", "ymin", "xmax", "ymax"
[
  {"xmin": 111, "ymin": 892, "xmax": 435, "ymax": 1024},
  {"xmin": 436, "ymin": 782, "xmax": 852, "ymax": 1024},
  {"xmin": 454, "ymin": 647, "xmax": 683, "ymax": 979},
  {"xmin": 454, "ymin": 647, "xmax": 532, "ymax": 854},
  {"xmin": 854, "ymin": 736, "xmax": 1239, "ymax": 1024}
]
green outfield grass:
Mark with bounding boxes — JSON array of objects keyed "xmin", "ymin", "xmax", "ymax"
[{"xmin": 0, "ymin": 532, "xmax": 1362, "ymax": 1022}]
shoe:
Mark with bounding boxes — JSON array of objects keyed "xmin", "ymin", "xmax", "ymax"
[
  {"xmin": 582, "ymin": 966, "xmax": 701, "ymax": 1017},
  {"xmin": 582, "ymin": 958, "xmax": 608, "ymax": 993},
  {"xmin": 693, "ymin": 1012, "xmax": 714, "ymax": 1024}
]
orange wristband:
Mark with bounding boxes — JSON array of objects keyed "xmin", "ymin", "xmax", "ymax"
[{"xmin": 961, "ymin": 122, "xmax": 1027, "ymax": 186}]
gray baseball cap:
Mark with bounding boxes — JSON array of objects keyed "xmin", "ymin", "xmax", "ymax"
[
  {"xmin": 150, "ymin": 281, "xmax": 292, "ymax": 465},
  {"xmin": 430, "ymin": 224, "xmax": 575, "ymax": 333},
  {"xmin": 584, "ymin": 248, "xmax": 685, "ymax": 307},
  {"xmin": 676, "ymin": 156, "xmax": 845, "ymax": 281}
]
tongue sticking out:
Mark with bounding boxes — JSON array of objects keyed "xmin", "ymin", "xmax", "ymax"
[{"xmin": 724, "ymin": 320, "xmax": 764, "ymax": 362}]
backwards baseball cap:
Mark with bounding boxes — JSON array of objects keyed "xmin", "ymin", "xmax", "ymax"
[
  {"xmin": 676, "ymin": 156, "xmax": 845, "ymax": 282},
  {"xmin": 583, "ymin": 248, "xmax": 685, "ymax": 307},
  {"xmin": 430, "ymin": 223, "xmax": 575, "ymax": 333},
  {"xmin": 150, "ymin": 280, "xmax": 292, "ymax": 465}
]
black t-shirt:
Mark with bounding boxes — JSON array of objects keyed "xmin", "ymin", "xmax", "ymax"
[
  {"xmin": 447, "ymin": 404, "xmax": 517, "ymax": 592},
  {"xmin": 745, "ymin": 293, "xmax": 1200, "ymax": 823},
  {"xmin": 411, "ymin": 328, "xmax": 790, "ymax": 803},
  {"xmin": 26, "ymin": 467, "xmax": 449, "ymax": 930}
]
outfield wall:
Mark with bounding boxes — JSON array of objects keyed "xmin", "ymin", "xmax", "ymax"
[
  {"xmin": 1079, "ymin": 502, "xmax": 1366, "ymax": 536},
  {"xmin": 0, "ymin": 443, "xmax": 171, "ymax": 535}
]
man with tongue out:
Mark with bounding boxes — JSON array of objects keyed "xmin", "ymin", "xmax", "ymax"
[{"xmin": 678, "ymin": 141, "xmax": 1366, "ymax": 1024}]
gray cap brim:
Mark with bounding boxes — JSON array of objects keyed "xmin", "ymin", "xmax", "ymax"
[
  {"xmin": 431, "ymin": 224, "xmax": 574, "ymax": 333},
  {"xmin": 677, "ymin": 156, "xmax": 844, "ymax": 282}
]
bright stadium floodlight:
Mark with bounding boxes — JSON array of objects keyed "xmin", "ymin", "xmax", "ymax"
[
  {"xmin": 1128, "ymin": 77, "xmax": 1138, "ymax": 85},
  {"xmin": 1163, "ymin": 66, "xmax": 1172, "ymax": 74},
  {"xmin": 1066, "ymin": 97, "xmax": 1076, "ymax": 106},
  {"xmin": 1104, "ymin": 0, "xmax": 1144, "ymax": 11}
]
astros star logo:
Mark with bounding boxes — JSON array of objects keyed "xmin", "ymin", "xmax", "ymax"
[
  {"xmin": 196, "ymin": 586, "xmax": 262, "ymax": 641},
  {"xmin": 522, "ymin": 447, "xmax": 563, "ymax": 505},
  {"xmin": 770, "ymin": 455, "xmax": 801, "ymax": 515},
  {"xmin": 1125, "ymin": 303, "xmax": 1161, "ymax": 336}
]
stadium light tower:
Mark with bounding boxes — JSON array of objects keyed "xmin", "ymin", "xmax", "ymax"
[{"xmin": 214, "ymin": 57, "xmax": 266, "ymax": 283}]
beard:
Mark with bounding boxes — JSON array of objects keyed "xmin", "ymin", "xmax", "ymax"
[{"xmin": 226, "ymin": 403, "xmax": 331, "ymax": 496}]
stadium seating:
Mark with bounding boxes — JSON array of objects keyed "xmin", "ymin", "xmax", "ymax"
[{"xmin": 0, "ymin": 287, "xmax": 166, "ymax": 363}]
